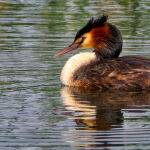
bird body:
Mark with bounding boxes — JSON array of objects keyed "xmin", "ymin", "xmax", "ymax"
[
  {"xmin": 61, "ymin": 52, "xmax": 150, "ymax": 90},
  {"xmin": 56, "ymin": 15, "xmax": 150, "ymax": 91}
]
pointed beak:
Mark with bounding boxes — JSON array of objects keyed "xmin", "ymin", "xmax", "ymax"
[{"xmin": 55, "ymin": 42, "xmax": 81, "ymax": 57}]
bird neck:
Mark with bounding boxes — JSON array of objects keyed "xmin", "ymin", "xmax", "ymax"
[
  {"xmin": 93, "ymin": 23, "xmax": 122, "ymax": 59},
  {"xmin": 61, "ymin": 52, "xmax": 96, "ymax": 86}
]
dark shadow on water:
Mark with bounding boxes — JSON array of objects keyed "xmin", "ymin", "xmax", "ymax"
[{"xmin": 61, "ymin": 87, "xmax": 150, "ymax": 131}]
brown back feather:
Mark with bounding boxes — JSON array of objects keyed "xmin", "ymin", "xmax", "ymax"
[{"xmin": 73, "ymin": 56, "xmax": 150, "ymax": 90}]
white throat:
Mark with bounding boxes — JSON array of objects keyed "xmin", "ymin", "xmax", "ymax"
[{"xmin": 60, "ymin": 52, "xmax": 96, "ymax": 86}]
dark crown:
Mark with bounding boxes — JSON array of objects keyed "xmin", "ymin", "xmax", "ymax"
[{"xmin": 74, "ymin": 15, "xmax": 108, "ymax": 41}]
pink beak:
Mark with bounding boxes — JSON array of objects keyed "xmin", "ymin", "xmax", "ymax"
[{"xmin": 55, "ymin": 42, "xmax": 81, "ymax": 57}]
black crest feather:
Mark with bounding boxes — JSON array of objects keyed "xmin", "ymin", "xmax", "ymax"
[{"xmin": 74, "ymin": 15, "xmax": 108, "ymax": 41}]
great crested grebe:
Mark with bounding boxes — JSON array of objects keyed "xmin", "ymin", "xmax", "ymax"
[{"xmin": 56, "ymin": 15, "xmax": 150, "ymax": 91}]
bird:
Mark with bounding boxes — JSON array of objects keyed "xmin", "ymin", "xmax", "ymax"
[{"xmin": 55, "ymin": 15, "xmax": 150, "ymax": 91}]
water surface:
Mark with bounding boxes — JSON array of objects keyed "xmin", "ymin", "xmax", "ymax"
[{"xmin": 0, "ymin": 0, "xmax": 150, "ymax": 150}]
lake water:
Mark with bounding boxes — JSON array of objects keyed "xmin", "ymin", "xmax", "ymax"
[{"xmin": 0, "ymin": 0, "xmax": 150, "ymax": 150}]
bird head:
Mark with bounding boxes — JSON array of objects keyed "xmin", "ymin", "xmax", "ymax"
[{"xmin": 55, "ymin": 15, "xmax": 122, "ymax": 59}]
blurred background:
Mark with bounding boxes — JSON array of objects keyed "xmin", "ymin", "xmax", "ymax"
[{"xmin": 0, "ymin": 0, "xmax": 150, "ymax": 150}]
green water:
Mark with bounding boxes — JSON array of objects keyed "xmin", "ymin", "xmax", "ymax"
[{"xmin": 0, "ymin": 0, "xmax": 150, "ymax": 150}]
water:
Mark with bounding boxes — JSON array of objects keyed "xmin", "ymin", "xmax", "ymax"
[{"xmin": 0, "ymin": 0, "xmax": 149, "ymax": 149}]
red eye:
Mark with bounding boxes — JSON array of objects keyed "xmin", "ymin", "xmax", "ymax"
[{"xmin": 82, "ymin": 36, "xmax": 86, "ymax": 41}]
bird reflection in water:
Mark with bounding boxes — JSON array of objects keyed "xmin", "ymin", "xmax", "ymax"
[{"xmin": 61, "ymin": 87, "xmax": 150, "ymax": 131}]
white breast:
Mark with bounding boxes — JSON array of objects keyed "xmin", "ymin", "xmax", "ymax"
[{"xmin": 60, "ymin": 52, "xmax": 96, "ymax": 86}]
